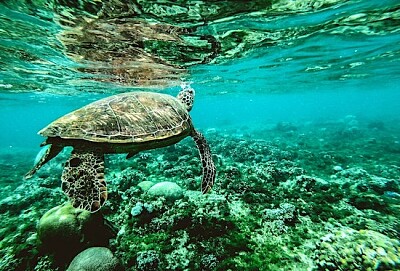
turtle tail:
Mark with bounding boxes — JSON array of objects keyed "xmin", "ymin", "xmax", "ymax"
[
  {"xmin": 192, "ymin": 129, "xmax": 216, "ymax": 193},
  {"xmin": 61, "ymin": 149, "xmax": 107, "ymax": 212}
]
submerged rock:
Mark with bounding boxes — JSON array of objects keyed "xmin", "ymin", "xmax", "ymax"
[
  {"xmin": 67, "ymin": 247, "xmax": 121, "ymax": 271},
  {"xmin": 333, "ymin": 165, "xmax": 343, "ymax": 172},
  {"xmin": 37, "ymin": 203, "xmax": 113, "ymax": 264},
  {"xmin": 147, "ymin": 181, "xmax": 184, "ymax": 201}
]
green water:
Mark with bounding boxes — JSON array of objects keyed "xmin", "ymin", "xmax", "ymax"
[{"xmin": 0, "ymin": 0, "xmax": 399, "ymax": 270}]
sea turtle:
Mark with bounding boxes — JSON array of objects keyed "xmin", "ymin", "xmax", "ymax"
[{"xmin": 25, "ymin": 84, "xmax": 216, "ymax": 212}]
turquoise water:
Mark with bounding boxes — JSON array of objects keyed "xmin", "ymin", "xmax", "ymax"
[{"xmin": 1, "ymin": 0, "xmax": 400, "ymax": 270}]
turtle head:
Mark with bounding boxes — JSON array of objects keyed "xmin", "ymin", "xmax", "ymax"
[{"xmin": 177, "ymin": 82, "xmax": 195, "ymax": 112}]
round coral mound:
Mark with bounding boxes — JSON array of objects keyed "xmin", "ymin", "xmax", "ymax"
[{"xmin": 67, "ymin": 247, "xmax": 121, "ymax": 271}]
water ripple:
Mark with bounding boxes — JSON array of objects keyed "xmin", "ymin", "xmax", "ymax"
[{"xmin": 0, "ymin": 0, "xmax": 399, "ymax": 94}]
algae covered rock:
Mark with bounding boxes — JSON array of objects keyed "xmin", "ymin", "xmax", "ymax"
[
  {"xmin": 37, "ymin": 203, "xmax": 112, "ymax": 264},
  {"xmin": 147, "ymin": 181, "xmax": 184, "ymax": 201},
  {"xmin": 67, "ymin": 247, "xmax": 121, "ymax": 271},
  {"xmin": 313, "ymin": 228, "xmax": 400, "ymax": 270}
]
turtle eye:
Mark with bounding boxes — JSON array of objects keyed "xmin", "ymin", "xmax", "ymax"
[{"xmin": 69, "ymin": 157, "xmax": 81, "ymax": 167}]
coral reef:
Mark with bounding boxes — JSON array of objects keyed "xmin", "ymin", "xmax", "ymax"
[
  {"xmin": 0, "ymin": 123, "xmax": 399, "ymax": 270},
  {"xmin": 314, "ymin": 228, "xmax": 400, "ymax": 270}
]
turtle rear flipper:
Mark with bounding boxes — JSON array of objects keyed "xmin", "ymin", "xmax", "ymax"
[
  {"xmin": 25, "ymin": 144, "xmax": 63, "ymax": 179},
  {"xmin": 192, "ymin": 129, "xmax": 216, "ymax": 193},
  {"xmin": 61, "ymin": 150, "xmax": 107, "ymax": 213}
]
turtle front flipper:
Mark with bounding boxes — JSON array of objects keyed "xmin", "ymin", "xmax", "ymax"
[
  {"xmin": 192, "ymin": 129, "xmax": 216, "ymax": 193},
  {"xmin": 25, "ymin": 143, "xmax": 63, "ymax": 179},
  {"xmin": 61, "ymin": 150, "xmax": 107, "ymax": 213}
]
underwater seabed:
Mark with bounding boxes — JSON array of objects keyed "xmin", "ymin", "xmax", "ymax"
[{"xmin": 0, "ymin": 116, "xmax": 399, "ymax": 271}]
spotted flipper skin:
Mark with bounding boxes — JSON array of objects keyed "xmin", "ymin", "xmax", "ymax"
[
  {"xmin": 192, "ymin": 129, "xmax": 216, "ymax": 193},
  {"xmin": 61, "ymin": 150, "xmax": 107, "ymax": 212}
]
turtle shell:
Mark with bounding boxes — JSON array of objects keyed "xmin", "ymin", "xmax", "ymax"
[{"xmin": 40, "ymin": 92, "xmax": 192, "ymax": 143}]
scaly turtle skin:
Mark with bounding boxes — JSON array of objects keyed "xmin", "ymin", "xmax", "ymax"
[{"xmin": 25, "ymin": 84, "xmax": 215, "ymax": 212}]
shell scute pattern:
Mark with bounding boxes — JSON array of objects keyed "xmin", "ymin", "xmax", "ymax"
[{"xmin": 40, "ymin": 92, "xmax": 192, "ymax": 143}]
